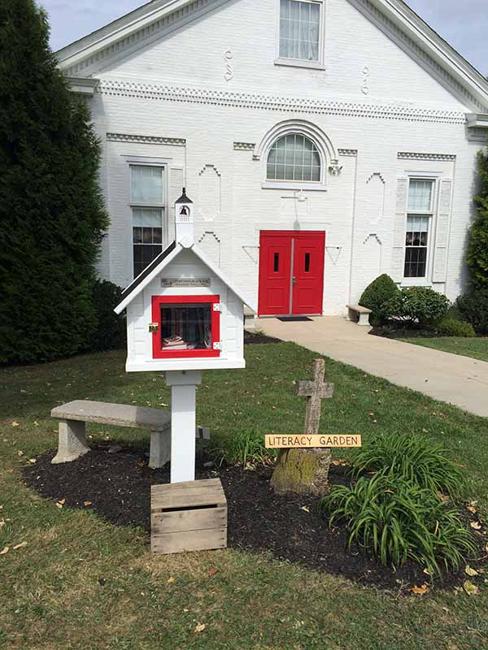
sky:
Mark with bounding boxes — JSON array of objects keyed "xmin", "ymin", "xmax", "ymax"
[{"xmin": 40, "ymin": 0, "xmax": 487, "ymax": 74}]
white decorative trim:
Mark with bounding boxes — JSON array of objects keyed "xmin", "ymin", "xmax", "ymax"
[
  {"xmin": 233, "ymin": 142, "xmax": 255, "ymax": 151},
  {"xmin": 224, "ymin": 49, "xmax": 233, "ymax": 82},
  {"xmin": 63, "ymin": 0, "xmax": 213, "ymax": 76},
  {"xmin": 367, "ymin": 172, "xmax": 385, "ymax": 185},
  {"xmin": 349, "ymin": 0, "xmax": 486, "ymax": 111},
  {"xmin": 98, "ymin": 79, "xmax": 467, "ymax": 125},
  {"xmin": 198, "ymin": 164, "xmax": 222, "ymax": 176},
  {"xmin": 361, "ymin": 65, "xmax": 370, "ymax": 96},
  {"xmin": 338, "ymin": 149, "xmax": 358, "ymax": 157},
  {"xmin": 398, "ymin": 152, "xmax": 456, "ymax": 161},
  {"xmin": 107, "ymin": 133, "xmax": 186, "ymax": 146}
]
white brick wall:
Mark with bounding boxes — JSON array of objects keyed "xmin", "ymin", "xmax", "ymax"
[{"xmin": 86, "ymin": 0, "xmax": 483, "ymax": 315}]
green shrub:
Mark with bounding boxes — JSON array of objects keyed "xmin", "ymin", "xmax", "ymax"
[
  {"xmin": 466, "ymin": 150, "xmax": 488, "ymax": 291},
  {"xmin": 90, "ymin": 280, "xmax": 126, "ymax": 352},
  {"xmin": 457, "ymin": 288, "xmax": 488, "ymax": 335},
  {"xmin": 386, "ymin": 287, "xmax": 450, "ymax": 327},
  {"xmin": 209, "ymin": 429, "xmax": 276, "ymax": 466},
  {"xmin": 359, "ymin": 274, "xmax": 400, "ymax": 324},
  {"xmin": 321, "ymin": 472, "xmax": 476, "ymax": 575},
  {"xmin": 350, "ymin": 434, "xmax": 464, "ymax": 497},
  {"xmin": 436, "ymin": 317, "xmax": 476, "ymax": 338}
]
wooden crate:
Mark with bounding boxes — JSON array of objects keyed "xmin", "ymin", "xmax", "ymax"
[{"xmin": 151, "ymin": 478, "xmax": 227, "ymax": 555}]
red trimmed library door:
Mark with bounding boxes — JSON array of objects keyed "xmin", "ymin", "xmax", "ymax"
[{"xmin": 258, "ymin": 231, "xmax": 325, "ymax": 316}]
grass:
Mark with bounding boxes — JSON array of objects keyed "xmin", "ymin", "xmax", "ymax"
[
  {"xmin": 400, "ymin": 337, "xmax": 488, "ymax": 362},
  {"xmin": 0, "ymin": 344, "xmax": 487, "ymax": 648}
]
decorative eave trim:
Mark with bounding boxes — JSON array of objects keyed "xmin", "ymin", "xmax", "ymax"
[
  {"xmin": 67, "ymin": 77, "xmax": 99, "ymax": 95},
  {"xmin": 398, "ymin": 152, "xmax": 456, "ymax": 162},
  {"xmin": 233, "ymin": 142, "xmax": 255, "ymax": 151},
  {"xmin": 107, "ymin": 133, "xmax": 186, "ymax": 146},
  {"xmin": 466, "ymin": 114, "xmax": 488, "ymax": 129},
  {"xmin": 338, "ymin": 149, "xmax": 358, "ymax": 157},
  {"xmin": 98, "ymin": 79, "xmax": 467, "ymax": 125},
  {"xmin": 349, "ymin": 0, "xmax": 488, "ymax": 111}
]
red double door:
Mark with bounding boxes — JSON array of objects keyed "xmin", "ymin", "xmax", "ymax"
[{"xmin": 258, "ymin": 231, "xmax": 326, "ymax": 316}]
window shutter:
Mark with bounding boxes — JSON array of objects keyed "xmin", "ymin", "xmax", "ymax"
[
  {"xmin": 432, "ymin": 178, "xmax": 453, "ymax": 283},
  {"xmin": 169, "ymin": 168, "xmax": 184, "ymax": 241},
  {"xmin": 391, "ymin": 177, "xmax": 408, "ymax": 282}
]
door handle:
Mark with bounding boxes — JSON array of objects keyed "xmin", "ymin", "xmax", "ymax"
[{"xmin": 292, "ymin": 276, "xmax": 297, "ymax": 285}]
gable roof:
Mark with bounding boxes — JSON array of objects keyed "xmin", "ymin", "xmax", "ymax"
[
  {"xmin": 57, "ymin": 0, "xmax": 488, "ymax": 112},
  {"xmin": 114, "ymin": 240, "xmax": 256, "ymax": 314}
]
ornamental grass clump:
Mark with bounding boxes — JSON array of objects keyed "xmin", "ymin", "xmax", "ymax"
[
  {"xmin": 321, "ymin": 472, "xmax": 476, "ymax": 576},
  {"xmin": 350, "ymin": 434, "xmax": 465, "ymax": 498},
  {"xmin": 210, "ymin": 429, "xmax": 276, "ymax": 466}
]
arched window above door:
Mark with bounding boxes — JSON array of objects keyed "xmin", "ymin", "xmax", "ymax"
[{"xmin": 267, "ymin": 133, "xmax": 321, "ymax": 182}]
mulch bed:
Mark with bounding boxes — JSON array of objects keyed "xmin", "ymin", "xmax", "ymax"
[{"xmin": 22, "ymin": 447, "xmax": 487, "ymax": 594}]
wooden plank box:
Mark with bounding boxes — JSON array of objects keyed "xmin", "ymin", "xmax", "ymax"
[{"xmin": 151, "ymin": 478, "xmax": 227, "ymax": 555}]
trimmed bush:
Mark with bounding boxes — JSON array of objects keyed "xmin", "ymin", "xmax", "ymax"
[
  {"xmin": 457, "ymin": 288, "xmax": 488, "ymax": 335},
  {"xmin": 90, "ymin": 280, "xmax": 126, "ymax": 352},
  {"xmin": 436, "ymin": 317, "xmax": 476, "ymax": 338},
  {"xmin": 385, "ymin": 287, "xmax": 450, "ymax": 327},
  {"xmin": 0, "ymin": 0, "xmax": 108, "ymax": 364},
  {"xmin": 321, "ymin": 472, "xmax": 476, "ymax": 576},
  {"xmin": 350, "ymin": 433, "xmax": 464, "ymax": 497},
  {"xmin": 466, "ymin": 150, "xmax": 488, "ymax": 291},
  {"xmin": 359, "ymin": 274, "xmax": 400, "ymax": 324}
]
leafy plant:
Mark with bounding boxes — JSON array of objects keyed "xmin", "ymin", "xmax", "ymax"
[
  {"xmin": 385, "ymin": 287, "xmax": 450, "ymax": 328},
  {"xmin": 209, "ymin": 429, "xmax": 276, "ymax": 466},
  {"xmin": 322, "ymin": 472, "xmax": 476, "ymax": 575},
  {"xmin": 435, "ymin": 317, "xmax": 476, "ymax": 338},
  {"xmin": 466, "ymin": 150, "xmax": 488, "ymax": 291},
  {"xmin": 457, "ymin": 288, "xmax": 488, "ymax": 335},
  {"xmin": 350, "ymin": 434, "xmax": 464, "ymax": 498},
  {"xmin": 359, "ymin": 274, "xmax": 401, "ymax": 325}
]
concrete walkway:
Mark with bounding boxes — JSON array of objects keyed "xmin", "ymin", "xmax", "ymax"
[{"xmin": 256, "ymin": 317, "xmax": 488, "ymax": 418}]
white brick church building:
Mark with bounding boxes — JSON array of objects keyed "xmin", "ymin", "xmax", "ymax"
[{"xmin": 57, "ymin": 0, "xmax": 488, "ymax": 316}]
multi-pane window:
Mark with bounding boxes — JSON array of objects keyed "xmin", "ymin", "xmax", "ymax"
[
  {"xmin": 280, "ymin": 0, "xmax": 321, "ymax": 62},
  {"xmin": 130, "ymin": 165, "xmax": 166, "ymax": 278},
  {"xmin": 267, "ymin": 134, "xmax": 321, "ymax": 182},
  {"xmin": 404, "ymin": 179, "xmax": 434, "ymax": 278}
]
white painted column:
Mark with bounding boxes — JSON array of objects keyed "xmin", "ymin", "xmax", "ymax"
[{"xmin": 165, "ymin": 370, "xmax": 202, "ymax": 483}]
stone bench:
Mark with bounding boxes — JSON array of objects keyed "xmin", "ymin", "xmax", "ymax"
[
  {"xmin": 347, "ymin": 304, "xmax": 372, "ymax": 327},
  {"xmin": 51, "ymin": 400, "xmax": 173, "ymax": 469}
]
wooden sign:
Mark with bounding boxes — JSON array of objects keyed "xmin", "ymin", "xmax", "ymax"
[{"xmin": 265, "ymin": 434, "xmax": 362, "ymax": 449}]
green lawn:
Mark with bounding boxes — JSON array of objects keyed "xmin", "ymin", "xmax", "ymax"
[
  {"xmin": 0, "ymin": 345, "xmax": 487, "ymax": 649},
  {"xmin": 400, "ymin": 337, "xmax": 488, "ymax": 363}
]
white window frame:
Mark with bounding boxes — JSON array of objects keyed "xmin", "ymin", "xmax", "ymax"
[
  {"xmin": 127, "ymin": 158, "xmax": 169, "ymax": 278},
  {"xmin": 262, "ymin": 133, "xmax": 327, "ymax": 191},
  {"xmin": 275, "ymin": 0, "xmax": 326, "ymax": 70},
  {"xmin": 402, "ymin": 174, "xmax": 438, "ymax": 286}
]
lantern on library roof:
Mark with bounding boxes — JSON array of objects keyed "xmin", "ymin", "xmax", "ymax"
[{"xmin": 175, "ymin": 188, "xmax": 193, "ymax": 243}]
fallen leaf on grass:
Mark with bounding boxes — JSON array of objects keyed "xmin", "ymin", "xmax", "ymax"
[
  {"xmin": 28, "ymin": 459, "xmax": 36, "ymax": 464},
  {"xmin": 410, "ymin": 584, "xmax": 430, "ymax": 596},
  {"xmin": 208, "ymin": 567, "xmax": 218, "ymax": 577},
  {"xmin": 194, "ymin": 623, "xmax": 206, "ymax": 634},
  {"xmin": 13, "ymin": 542, "xmax": 27, "ymax": 550},
  {"xmin": 17, "ymin": 451, "xmax": 24, "ymax": 457},
  {"xmin": 300, "ymin": 506, "xmax": 310, "ymax": 513},
  {"xmin": 11, "ymin": 422, "xmax": 20, "ymax": 428},
  {"xmin": 0, "ymin": 547, "xmax": 9, "ymax": 556},
  {"xmin": 167, "ymin": 577, "xmax": 175, "ymax": 584},
  {"xmin": 463, "ymin": 581, "xmax": 479, "ymax": 596},
  {"xmin": 467, "ymin": 501, "xmax": 478, "ymax": 514},
  {"xmin": 465, "ymin": 566, "xmax": 479, "ymax": 577},
  {"xmin": 470, "ymin": 521, "xmax": 482, "ymax": 531},
  {"xmin": 83, "ymin": 501, "xmax": 92, "ymax": 507},
  {"xmin": 55, "ymin": 499, "xmax": 66, "ymax": 509}
]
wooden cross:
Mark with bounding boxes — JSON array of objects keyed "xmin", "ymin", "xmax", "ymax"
[{"xmin": 297, "ymin": 359, "xmax": 334, "ymax": 435}]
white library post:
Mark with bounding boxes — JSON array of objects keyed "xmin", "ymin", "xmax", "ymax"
[{"xmin": 165, "ymin": 370, "xmax": 202, "ymax": 483}]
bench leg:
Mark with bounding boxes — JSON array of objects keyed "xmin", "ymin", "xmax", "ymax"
[
  {"xmin": 149, "ymin": 429, "xmax": 171, "ymax": 469},
  {"xmin": 52, "ymin": 420, "xmax": 90, "ymax": 464},
  {"xmin": 358, "ymin": 313, "xmax": 371, "ymax": 327}
]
